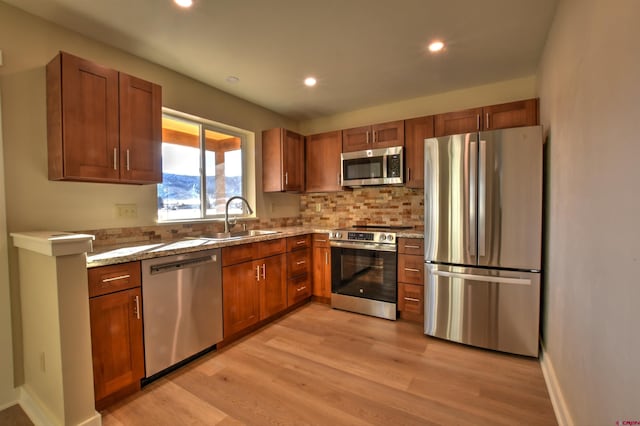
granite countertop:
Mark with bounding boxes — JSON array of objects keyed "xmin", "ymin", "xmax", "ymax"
[{"xmin": 86, "ymin": 226, "xmax": 424, "ymax": 268}]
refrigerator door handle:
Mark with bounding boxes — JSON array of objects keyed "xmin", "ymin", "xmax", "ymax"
[
  {"xmin": 469, "ymin": 140, "xmax": 477, "ymax": 257},
  {"xmin": 432, "ymin": 270, "xmax": 532, "ymax": 286},
  {"xmin": 478, "ymin": 140, "xmax": 487, "ymax": 257}
]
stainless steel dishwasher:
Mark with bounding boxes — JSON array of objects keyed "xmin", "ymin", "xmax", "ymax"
[{"xmin": 141, "ymin": 249, "xmax": 223, "ymax": 378}]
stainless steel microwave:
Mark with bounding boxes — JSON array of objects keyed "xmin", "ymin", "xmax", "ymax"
[{"xmin": 340, "ymin": 146, "xmax": 404, "ymax": 187}]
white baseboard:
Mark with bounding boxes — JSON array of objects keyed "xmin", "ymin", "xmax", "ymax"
[
  {"xmin": 19, "ymin": 386, "xmax": 102, "ymax": 426},
  {"xmin": 540, "ymin": 344, "xmax": 573, "ymax": 426},
  {"xmin": 0, "ymin": 395, "xmax": 19, "ymax": 412},
  {"xmin": 77, "ymin": 411, "xmax": 102, "ymax": 426},
  {"xmin": 19, "ymin": 386, "xmax": 54, "ymax": 426}
]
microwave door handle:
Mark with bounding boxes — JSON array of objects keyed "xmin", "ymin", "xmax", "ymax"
[{"xmin": 382, "ymin": 153, "xmax": 388, "ymax": 179}]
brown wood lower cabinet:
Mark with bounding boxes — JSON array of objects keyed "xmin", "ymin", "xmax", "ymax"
[
  {"xmin": 397, "ymin": 238, "xmax": 425, "ymax": 323},
  {"xmin": 312, "ymin": 233, "xmax": 331, "ymax": 302},
  {"xmin": 286, "ymin": 235, "xmax": 311, "ymax": 306},
  {"xmin": 88, "ymin": 261, "xmax": 144, "ymax": 410},
  {"xmin": 222, "ymin": 239, "xmax": 288, "ymax": 339}
]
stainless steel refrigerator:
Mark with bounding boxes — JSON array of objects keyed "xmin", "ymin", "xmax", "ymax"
[{"xmin": 424, "ymin": 126, "xmax": 542, "ymax": 357}]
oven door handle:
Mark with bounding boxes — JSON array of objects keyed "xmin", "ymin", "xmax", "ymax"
[{"xmin": 330, "ymin": 241, "xmax": 396, "ymax": 252}]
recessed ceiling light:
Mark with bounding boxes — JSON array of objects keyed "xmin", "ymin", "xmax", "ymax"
[
  {"xmin": 304, "ymin": 77, "xmax": 317, "ymax": 87},
  {"xmin": 225, "ymin": 76, "xmax": 240, "ymax": 84},
  {"xmin": 428, "ymin": 40, "xmax": 445, "ymax": 53},
  {"xmin": 174, "ymin": 0, "xmax": 193, "ymax": 8}
]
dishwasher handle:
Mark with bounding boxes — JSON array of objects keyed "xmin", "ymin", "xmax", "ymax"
[{"xmin": 149, "ymin": 254, "xmax": 217, "ymax": 275}]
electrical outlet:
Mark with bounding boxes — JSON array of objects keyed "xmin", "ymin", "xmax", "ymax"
[
  {"xmin": 315, "ymin": 203, "xmax": 322, "ymax": 212},
  {"xmin": 116, "ymin": 203, "xmax": 138, "ymax": 218}
]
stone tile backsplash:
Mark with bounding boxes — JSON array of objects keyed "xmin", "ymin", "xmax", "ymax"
[
  {"xmin": 80, "ymin": 187, "xmax": 422, "ymax": 247},
  {"xmin": 300, "ymin": 187, "xmax": 424, "ymax": 229}
]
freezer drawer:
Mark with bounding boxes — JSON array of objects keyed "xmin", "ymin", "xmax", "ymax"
[{"xmin": 424, "ymin": 264, "xmax": 540, "ymax": 357}]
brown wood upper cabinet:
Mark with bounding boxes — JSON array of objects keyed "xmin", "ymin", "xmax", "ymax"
[
  {"xmin": 404, "ymin": 115, "xmax": 434, "ymax": 189},
  {"xmin": 306, "ymin": 130, "xmax": 342, "ymax": 192},
  {"xmin": 434, "ymin": 99, "xmax": 538, "ymax": 137},
  {"xmin": 47, "ymin": 52, "xmax": 162, "ymax": 184},
  {"xmin": 262, "ymin": 128, "xmax": 304, "ymax": 192},
  {"xmin": 342, "ymin": 120, "xmax": 404, "ymax": 152}
]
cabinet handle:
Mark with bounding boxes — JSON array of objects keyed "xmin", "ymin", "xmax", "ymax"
[
  {"xmin": 403, "ymin": 297, "xmax": 420, "ymax": 302},
  {"xmin": 126, "ymin": 149, "xmax": 130, "ymax": 171},
  {"xmin": 113, "ymin": 148, "xmax": 118, "ymax": 170},
  {"xmin": 256, "ymin": 265, "xmax": 261, "ymax": 281},
  {"xmin": 285, "ymin": 172, "xmax": 288, "ymax": 185},
  {"xmin": 315, "ymin": 239, "xmax": 327, "ymax": 243},
  {"xmin": 296, "ymin": 260, "xmax": 306, "ymax": 265},
  {"xmin": 325, "ymin": 252, "xmax": 328, "ymax": 264},
  {"xmin": 296, "ymin": 286, "xmax": 307, "ymax": 292},
  {"xmin": 296, "ymin": 240, "xmax": 306, "ymax": 245},
  {"xmin": 404, "ymin": 245, "xmax": 421, "ymax": 249},
  {"xmin": 372, "ymin": 130, "xmax": 377, "ymax": 143},
  {"xmin": 404, "ymin": 267, "xmax": 421, "ymax": 272},
  {"xmin": 261, "ymin": 263, "xmax": 266, "ymax": 280},
  {"xmin": 134, "ymin": 295, "xmax": 140, "ymax": 320},
  {"xmin": 366, "ymin": 131, "xmax": 370, "ymax": 144},
  {"xmin": 476, "ymin": 114, "xmax": 480, "ymax": 130},
  {"xmin": 101, "ymin": 274, "xmax": 131, "ymax": 283},
  {"xmin": 486, "ymin": 113, "xmax": 490, "ymax": 129}
]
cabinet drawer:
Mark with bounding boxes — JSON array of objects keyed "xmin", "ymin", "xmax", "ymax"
[
  {"xmin": 287, "ymin": 234, "xmax": 311, "ymax": 251},
  {"xmin": 288, "ymin": 274, "xmax": 311, "ymax": 306},
  {"xmin": 398, "ymin": 283, "xmax": 424, "ymax": 315},
  {"xmin": 222, "ymin": 243, "xmax": 254, "ymax": 266},
  {"xmin": 288, "ymin": 248, "xmax": 310, "ymax": 278},
  {"xmin": 398, "ymin": 238, "xmax": 424, "ymax": 255},
  {"xmin": 312, "ymin": 233, "xmax": 330, "ymax": 248},
  {"xmin": 257, "ymin": 238, "xmax": 286, "ymax": 258},
  {"xmin": 88, "ymin": 262, "xmax": 141, "ymax": 297},
  {"xmin": 398, "ymin": 254, "xmax": 424, "ymax": 285}
]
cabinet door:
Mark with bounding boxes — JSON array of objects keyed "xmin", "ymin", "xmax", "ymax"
[
  {"xmin": 312, "ymin": 245, "xmax": 331, "ymax": 299},
  {"xmin": 89, "ymin": 288, "xmax": 144, "ymax": 402},
  {"xmin": 283, "ymin": 130, "xmax": 305, "ymax": 192},
  {"xmin": 342, "ymin": 125, "xmax": 371, "ymax": 152},
  {"xmin": 398, "ymin": 283, "xmax": 424, "ymax": 316},
  {"xmin": 434, "ymin": 107, "xmax": 483, "ymax": 137},
  {"xmin": 483, "ymin": 99, "xmax": 538, "ymax": 130},
  {"xmin": 56, "ymin": 52, "xmax": 120, "ymax": 181},
  {"xmin": 223, "ymin": 262, "xmax": 260, "ymax": 338},
  {"xmin": 306, "ymin": 131, "xmax": 342, "ymax": 192},
  {"xmin": 372, "ymin": 120, "xmax": 404, "ymax": 148},
  {"xmin": 119, "ymin": 73, "xmax": 162, "ymax": 184},
  {"xmin": 404, "ymin": 116, "xmax": 434, "ymax": 188},
  {"xmin": 259, "ymin": 255, "xmax": 287, "ymax": 320}
]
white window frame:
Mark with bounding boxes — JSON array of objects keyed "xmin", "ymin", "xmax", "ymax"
[{"xmin": 157, "ymin": 108, "xmax": 254, "ymax": 223}]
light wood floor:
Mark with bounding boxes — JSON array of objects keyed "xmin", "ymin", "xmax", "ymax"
[{"xmin": 102, "ymin": 303, "xmax": 557, "ymax": 425}]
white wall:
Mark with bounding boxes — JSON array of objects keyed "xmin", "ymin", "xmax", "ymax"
[
  {"xmin": 0, "ymin": 90, "xmax": 18, "ymax": 409},
  {"xmin": 537, "ymin": 0, "xmax": 640, "ymax": 424}
]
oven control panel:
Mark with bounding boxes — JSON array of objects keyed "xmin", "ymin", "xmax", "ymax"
[{"xmin": 329, "ymin": 230, "xmax": 396, "ymax": 245}]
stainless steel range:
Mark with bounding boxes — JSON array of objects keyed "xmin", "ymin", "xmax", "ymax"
[{"xmin": 329, "ymin": 226, "xmax": 409, "ymax": 320}]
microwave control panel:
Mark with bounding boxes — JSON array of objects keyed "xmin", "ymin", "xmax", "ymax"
[{"xmin": 388, "ymin": 154, "xmax": 401, "ymax": 178}]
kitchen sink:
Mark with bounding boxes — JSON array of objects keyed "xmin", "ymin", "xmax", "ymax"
[{"xmin": 204, "ymin": 229, "xmax": 281, "ymax": 240}]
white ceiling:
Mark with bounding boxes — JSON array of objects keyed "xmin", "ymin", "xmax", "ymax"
[{"xmin": 6, "ymin": 0, "xmax": 558, "ymax": 120}]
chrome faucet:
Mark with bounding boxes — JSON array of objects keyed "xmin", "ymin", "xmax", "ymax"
[{"xmin": 225, "ymin": 196, "xmax": 254, "ymax": 233}]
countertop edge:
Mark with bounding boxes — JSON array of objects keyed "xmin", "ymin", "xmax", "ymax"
[{"xmin": 87, "ymin": 227, "xmax": 424, "ymax": 268}]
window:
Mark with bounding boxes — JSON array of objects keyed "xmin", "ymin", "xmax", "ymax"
[{"xmin": 157, "ymin": 112, "xmax": 249, "ymax": 221}]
